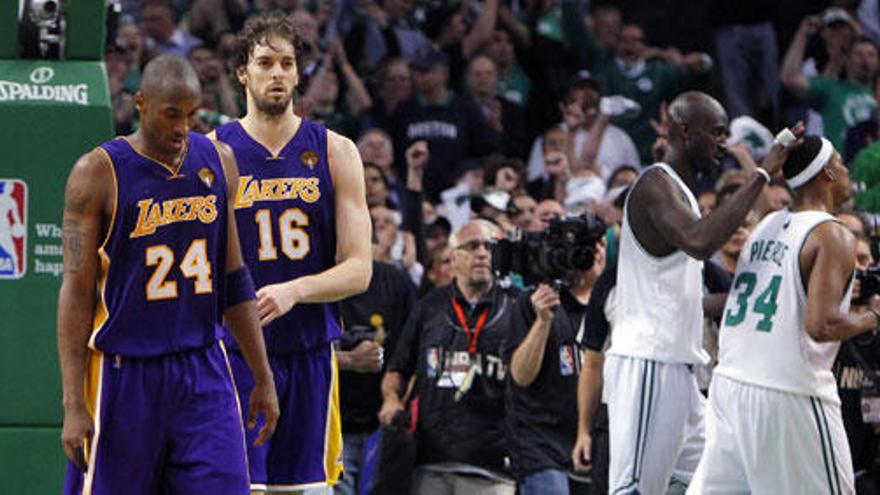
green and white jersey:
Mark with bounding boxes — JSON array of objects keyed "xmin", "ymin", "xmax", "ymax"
[
  {"xmin": 608, "ymin": 163, "xmax": 709, "ymax": 365},
  {"xmin": 714, "ymin": 210, "xmax": 850, "ymax": 404}
]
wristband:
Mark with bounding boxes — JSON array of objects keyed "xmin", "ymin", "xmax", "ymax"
[
  {"xmin": 755, "ymin": 168, "xmax": 771, "ymax": 183},
  {"xmin": 225, "ymin": 266, "xmax": 256, "ymax": 309}
]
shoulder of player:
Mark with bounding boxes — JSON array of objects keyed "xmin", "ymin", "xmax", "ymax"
[
  {"xmin": 64, "ymin": 148, "xmax": 114, "ymax": 214},
  {"xmin": 804, "ymin": 219, "xmax": 856, "ymax": 262},
  {"xmin": 628, "ymin": 166, "xmax": 675, "ymax": 203},
  {"xmin": 69, "ymin": 148, "xmax": 114, "ymax": 191},
  {"xmin": 326, "ymin": 130, "xmax": 362, "ymax": 173}
]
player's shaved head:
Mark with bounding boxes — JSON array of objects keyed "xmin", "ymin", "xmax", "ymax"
[
  {"xmin": 666, "ymin": 91, "xmax": 729, "ymax": 173},
  {"xmin": 140, "ymin": 54, "xmax": 201, "ymax": 99},
  {"xmin": 668, "ymin": 91, "xmax": 725, "ymax": 127}
]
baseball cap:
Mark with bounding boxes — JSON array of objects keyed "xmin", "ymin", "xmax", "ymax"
[
  {"xmin": 471, "ymin": 187, "xmax": 511, "ymax": 213},
  {"xmin": 727, "ymin": 115, "xmax": 774, "ymax": 161},
  {"xmin": 822, "ymin": 7, "xmax": 853, "ymax": 27},
  {"xmin": 411, "ymin": 45, "xmax": 449, "ymax": 72}
]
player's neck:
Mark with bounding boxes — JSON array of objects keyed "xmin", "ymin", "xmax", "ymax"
[
  {"xmin": 240, "ymin": 109, "xmax": 301, "ymax": 154},
  {"xmin": 792, "ymin": 194, "xmax": 833, "ymax": 214},
  {"xmin": 127, "ymin": 132, "xmax": 187, "ymax": 173},
  {"xmin": 664, "ymin": 150, "xmax": 696, "ymax": 188}
]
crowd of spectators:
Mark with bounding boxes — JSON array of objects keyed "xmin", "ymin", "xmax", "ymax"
[{"xmin": 104, "ymin": 0, "xmax": 880, "ymax": 493}]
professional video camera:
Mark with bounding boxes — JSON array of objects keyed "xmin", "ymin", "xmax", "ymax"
[
  {"xmin": 492, "ymin": 214, "xmax": 606, "ymax": 288},
  {"xmin": 18, "ymin": 0, "xmax": 66, "ymax": 59}
]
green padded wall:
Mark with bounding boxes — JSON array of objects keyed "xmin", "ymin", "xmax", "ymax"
[
  {"xmin": 0, "ymin": 428, "xmax": 66, "ymax": 493},
  {"xmin": 65, "ymin": 1, "xmax": 106, "ymax": 60},
  {"xmin": 0, "ymin": 0, "xmax": 19, "ymax": 59},
  {"xmin": 0, "ymin": 8, "xmax": 112, "ymax": 486}
]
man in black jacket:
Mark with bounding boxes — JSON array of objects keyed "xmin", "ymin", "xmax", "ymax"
[{"xmin": 380, "ymin": 219, "xmax": 518, "ymax": 495}]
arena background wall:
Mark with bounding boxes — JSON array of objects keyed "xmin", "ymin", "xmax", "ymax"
[{"xmin": 0, "ymin": 1, "xmax": 112, "ymax": 491}]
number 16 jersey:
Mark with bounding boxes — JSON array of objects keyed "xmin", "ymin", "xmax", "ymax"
[
  {"xmin": 215, "ymin": 119, "xmax": 340, "ymax": 354},
  {"xmin": 714, "ymin": 210, "xmax": 851, "ymax": 404}
]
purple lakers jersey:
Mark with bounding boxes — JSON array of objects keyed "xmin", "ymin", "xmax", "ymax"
[
  {"xmin": 215, "ymin": 119, "xmax": 340, "ymax": 353},
  {"xmin": 91, "ymin": 132, "xmax": 228, "ymax": 356}
]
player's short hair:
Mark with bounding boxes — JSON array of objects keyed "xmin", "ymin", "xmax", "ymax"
[
  {"xmin": 782, "ymin": 136, "xmax": 824, "ymax": 183},
  {"xmin": 231, "ymin": 11, "xmax": 303, "ymax": 78}
]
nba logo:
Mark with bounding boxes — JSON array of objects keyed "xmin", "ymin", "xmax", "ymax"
[
  {"xmin": 0, "ymin": 179, "xmax": 27, "ymax": 279},
  {"xmin": 559, "ymin": 345, "xmax": 575, "ymax": 376}
]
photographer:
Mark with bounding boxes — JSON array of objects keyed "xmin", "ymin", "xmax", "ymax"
[
  {"xmin": 834, "ymin": 234, "xmax": 880, "ymax": 494},
  {"xmin": 502, "ymin": 221, "xmax": 606, "ymax": 495},
  {"xmin": 380, "ymin": 219, "xmax": 518, "ymax": 495}
]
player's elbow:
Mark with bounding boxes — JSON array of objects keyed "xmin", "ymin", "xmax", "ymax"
[
  {"xmin": 806, "ymin": 314, "xmax": 846, "ymax": 342},
  {"xmin": 352, "ymin": 259, "xmax": 372, "ymax": 295},
  {"xmin": 680, "ymin": 242, "xmax": 715, "ymax": 261}
]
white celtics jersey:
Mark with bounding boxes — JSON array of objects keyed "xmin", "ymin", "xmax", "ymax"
[
  {"xmin": 608, "ymin": 163, "xmax": 710, "ymax": 365},
  {"xmin": 714, "ymin": 210, "xmax": 850, "ymax": 404}
]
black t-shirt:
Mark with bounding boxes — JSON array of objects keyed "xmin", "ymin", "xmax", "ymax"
[
  {"xmin": 389, "ymin": 93, "xmax": 500, "ymax": 201},
  {"xmin": 501, "ymin": 288, "xmax": 587, "ymax": 478},
  {"xmin": 387, "ymin": 282, "xmax": 519, "ymax": 473},
  {"xmin": 581, "ymin": 265, "xmax": 617, "ymax": 352},
  {"xmin": 833, "ymin": 331, "xmax": 880, "ymax": 472},
  {"xmin": 338, "ymin": 261, "xmax": 415, "ymax": 433}
]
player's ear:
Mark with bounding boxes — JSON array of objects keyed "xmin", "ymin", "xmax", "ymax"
[
  {"xmin": 134, "ymin": 91, "xmax": 145, "ymax": 114},
  {"xmin": 823, "ymin": 166, "xmax": 836, "ymax": 182},
  {"xmin": 236, "ymin": 65, "xmax": 248, "ymax": 86}
]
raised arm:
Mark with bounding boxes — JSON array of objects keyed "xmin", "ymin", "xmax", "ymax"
[
  {"xmin": 216, "ymin": 141, "xmax": 279, "ymax": 446},
  {"xmin": 780, "ymin": 16, "xmax": 820, "ymax": 98},
  {"xmin": 641, "ymin": 140, "xmax": 795, "ymax": 260},
  {"xmin": 462, "ymin": 0, "xmax": 499, "ymax": 58},
  {"xmin": 58, "ymin": 149, "xmax": 114, "ymax": 470},
  {"xmin": 256, "ymin": 131, "xmax": 372, "ymax": 326},
  {"xmin": 803, "ymin": 221, "xmax": 879, "ymax": 342}
]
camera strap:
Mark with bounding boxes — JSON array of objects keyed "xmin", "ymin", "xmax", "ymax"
[{"xmin": 451, "ymin": 298, "xmax": 489, "ymax": 354}]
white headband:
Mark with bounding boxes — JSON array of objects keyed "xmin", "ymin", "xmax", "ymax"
[{"xmin": 786, "ymin": 137, "xmax": 834, "ymax": 189}]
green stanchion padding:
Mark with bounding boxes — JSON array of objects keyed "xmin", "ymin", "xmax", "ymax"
[
  {"xmin": 65, "ymin": 1, "xmax": 106, "ymax": 60},
  {"xmin": 0, "ymin": 0, "xmax": 20, "ymax": 58},
  {"xmin": 0, "ymin": 427, "xmax": 66, "ymax": 493},
  {"xmin": 0, "ymin": 59, "xmax": 112, "ymax": 425}
]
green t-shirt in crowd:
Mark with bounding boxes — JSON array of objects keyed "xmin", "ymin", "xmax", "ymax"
[
  {"xmin": 807, "ymin": 76, "xmax": 877, "ymax": 150},
  {"xmin": 498, "ymin": 63, "xmax": 532, "ymax": 108}
]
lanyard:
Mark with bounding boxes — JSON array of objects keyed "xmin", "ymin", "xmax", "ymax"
[{"xmin": 451, "ymin": 298, "xmax": 489, "ymax": 354}]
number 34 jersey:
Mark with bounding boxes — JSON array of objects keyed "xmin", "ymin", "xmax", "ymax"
[
  {"xmin": 215, "ymin": 119, "xmax": 340, "ymax": 354},
  {"xmin": 714, "ymin": 210, "xmax": 852, "ymax": 404},
  {"xmin": 91, "ymin": 133, "xmax": 229, "ymax": 357}
]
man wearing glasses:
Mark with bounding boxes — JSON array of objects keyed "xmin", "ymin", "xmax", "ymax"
[{"xmin": 380, "ymin": 219, "xmax": 520, "ymax": 495}]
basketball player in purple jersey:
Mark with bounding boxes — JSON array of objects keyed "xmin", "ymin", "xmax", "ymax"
[
  {"xmin": 58, "ymin": 55, "xmax": 279, "ymax": 495},
  {"xmin": 210, "ymin": 13, "xmax": 372, "ymax": 494}
]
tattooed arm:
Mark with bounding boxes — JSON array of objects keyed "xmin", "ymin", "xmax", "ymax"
[{"xmin": 57, "ymin": 149, "xmax": 114, "ymax": 470}]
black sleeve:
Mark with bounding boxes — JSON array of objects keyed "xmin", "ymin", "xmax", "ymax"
[
  {"xmin": 387, "ymin": 299, "xmax": 423, "ymax": 377},
  {"xmin": 384, "ymin": 265, "xmax": 418, "ymax": 363},
  {"xmin": 581, "ymin": 265, "xmax": 617, "ymax": 351},
  {"xmin": 400, "ymin": 188, "xmax": 428, "ymax": 264},
  {"xmin": 500, "ymin": 290, "xmax": 536, "ymax": 363},
  {"xmin": 704, "ymin": 260, "xmax": 732, "ymax": 293},
  {"xmin": 466, "ymin": 98, "xmax": 501, "ymax": 158}
]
